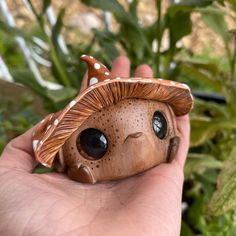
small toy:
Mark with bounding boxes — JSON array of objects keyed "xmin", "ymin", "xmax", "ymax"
[{"xmin": 33, "ymin": 55, "xmax": 193, "ymax": 184}]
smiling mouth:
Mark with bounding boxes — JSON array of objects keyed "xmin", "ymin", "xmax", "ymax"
[
  {"xmin": 167, "ymin": 136, "xmax": 180, "ymax": 162},
  {"xmin": 124, "ymin": 132, "xmax": 143, "ymax": 143}
]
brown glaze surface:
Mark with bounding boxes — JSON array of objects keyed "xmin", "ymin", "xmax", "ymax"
[
  {"xmin": 32, "ymin": 55, "xmax": 193, "ymax": 183},
  {"xmin": 33, "ymin": 77, "xmax": 192, "ymax": 168},
  {"xmin": 58, "ymin": 98, "xmax": 179, "ymax": 183}
]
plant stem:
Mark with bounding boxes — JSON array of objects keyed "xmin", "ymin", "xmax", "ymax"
[
  {"xmin": 155, "ymin": 0, "xmax": 162, "ymax": 75},
  {"xmin": 48, "ymin": 39, "xmax": 70, "ymax": 86}
]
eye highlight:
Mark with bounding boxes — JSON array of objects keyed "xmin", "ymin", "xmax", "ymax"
[
  {"xmin": 77, "ymin": 128, "xmax": 108, "ymax": 160},
  {"xmin": 152, "ymin": 111, "xmax": 167, "ymax": 139}
]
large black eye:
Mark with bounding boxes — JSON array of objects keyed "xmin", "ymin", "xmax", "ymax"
[
  {"xmin": 152, "ymin": 111, "xmax": 167, "ymax": 139},
  {"xmin": 77, "ymin": 128, "xmax": 108, "ymax": 160}
]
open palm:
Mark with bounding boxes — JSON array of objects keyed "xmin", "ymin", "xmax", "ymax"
[{"xmin": 0, "ymin": 56, "xmax": 190, "ymax": 236}]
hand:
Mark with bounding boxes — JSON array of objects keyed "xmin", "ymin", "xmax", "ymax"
[{"xmin": 0, "ymin": 56, "xmax": 190, "ymax": 236}]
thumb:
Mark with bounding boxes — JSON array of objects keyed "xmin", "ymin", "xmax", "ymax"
[{"xmin": 0, "ymin": 125, "xmax": 38, "ymax": 172}]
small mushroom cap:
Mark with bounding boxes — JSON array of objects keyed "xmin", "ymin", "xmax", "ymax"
[{"xmin": 80, "ymin": 55, "xmax": 113, "ymax": 86}]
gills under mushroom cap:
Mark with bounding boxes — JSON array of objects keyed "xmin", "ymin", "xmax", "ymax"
[{"xmin": 33, "ymin": 55, "xmax": 193, "ymax": 168}]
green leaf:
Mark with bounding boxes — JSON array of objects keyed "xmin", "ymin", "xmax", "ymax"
[
  {"xmin": 11, "ymin": 69, "xmax": 48, "ymax": 98},
  {"xmin": 180, "ymin": 63, "xmax": 222, "ymax": 91},
  {"xmin": 190, "ymin": 116, "xmax": 216, "ymax": 146},
  {"xmin": 167, "ymin": 9, "xmax": 192, "ymax": 46},
  {"xmin": 52, "ymin": 8, "xmax": 65, "ymax": 50},
  {"xmin": 198, "ymin": 6, "xmax": 228, "ymax": 44},
  {"xmin": 172, "ymin": 0, "xmax": 213, "ymax": 8},
  {"xmin": 190, "ymin": 116, "xmax": 236, "ymax": 146},
  {"xmin": 168, "ymin": 0, "xmax": 213, "ymax": 16},
  {"xmin": 193, "ymin": 99, "xmax": 228, "ymax": 119},
  {"xmin": 128, "ymin": 0, "xmax": 138, "ymax": 21},
  {"xmin": 182, "ymin": 60, "xmax": 219, "ymax": 76},
  {"xmin": 46, "ymin": 87, "xmax": 77, "ymax": 103},
  {"xmin": 49, "ymin": 10, "xmax": 71, "ymax": 88},
  {"xmin": 118, "ymin": 24, "xmax": 147, "ymax": 60},
  {"xmin": 185, "ymin": 153, "xmax": 222, "ymax": 178},
  {"xmin": 187, "ymin": 195, "xmax": 205, "ymax": 230},
  {"xmin": 227, "ymin": 0, "xmax": 236, "ymax": 6},
  {"xmin": 208, "ymin": 147, "xmax": 236, "ymax": 215},
  {"xmin": 166, "ymin": 0, "xmax": 214, "ymax": 47},
  {"xmin": 81, "ymin": 0, "xmax": 126, "ymax": 19},
  {"xmin": 25, "ymin": 0, "xmax": 40, "ymax": 21},
  {"xmin": 92, "ymin": 29, "xmax": 119, "ymax": 61},
  {"xmin": 33, "ymin": 164, "xmax": 53, "ymax": 173},
  {"xmin": 0, "ymin": 21, "xmax": 32, "ymax": 42},
  {"xmin": 181, "ymin": 221, "xmax": 194, "ymax": 236},
  {"xmin": 82, "ymin": 0, "xmax": 149, "ymax": 60},
  {"xmin": 42, "ymin": 0, "xmax": 51, "ymax": 13}
]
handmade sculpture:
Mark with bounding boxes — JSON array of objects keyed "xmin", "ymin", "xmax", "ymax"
[{"xmin": 33, "ymin": 55, "xmax": 193, "ymax": 184}]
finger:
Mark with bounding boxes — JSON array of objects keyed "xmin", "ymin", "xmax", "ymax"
[
  {"xmin": 111, "ymin": 56, "xmax": 130, "ymax": 77},
  {"xmin": 0, "ymin": 125, "xmax": 38, "ymax": 172},
  {"xmin": 135, "ymin": 64, "xmax": 153, "ymax": 77},
  {"xmin": 79, "ymin": 71, "xmax": 88, "ymax": 93},
  {"xmin": 174, "ymin": 115, "xmax": 190, "ymax": 169}
]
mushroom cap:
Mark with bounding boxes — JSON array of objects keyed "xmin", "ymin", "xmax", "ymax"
[{"xmin": 33, "ymin": 56, "xmax": 193, "ymax": 168}]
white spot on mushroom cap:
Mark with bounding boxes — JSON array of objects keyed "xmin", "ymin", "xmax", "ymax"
[
  {"xmin": 104, "ymin": 79, "xmax": 110, "ymax": 82},
  {"xmin": 32, "ymin": 140, "xmax": 39, "ymax": 151},
  {"xmin": 41, "ymin": 162, "xmax": 50, "ymax": 167},
  {"xmin": 182, "ymin": 83, "xmax": 190, "ymax": 89},
  {"xmin": 69, "ymin": 100, "xmax": 76, "ymax": 108},
  {"xmin": 54, "ymin": 119, "xmax": 59, "ymax": 125},
  {"xmin": 89, "ymin": 77, "xmax": 98, "ymax": 85},
  {"xmin": 46, "ymin": 125, "xmax": 51, "ymax": 132},
  {"xmin": 170, "ymin": 81, "xmax": 176, "ymax": 85},
  {"xmin": 89, "ymin": 56, "xmax": 93, "ymax": 59},
  {"xmin": 81, "ymin": 54, "xmax": 86, "ymax": 58},
  {"xmin": 105, "ymin": 72, "xmax": 109, "ymax": 75},
  {"xmin": 94, "ymin": 63, "xmax": 101, "ymax": 70},
  {"xmin": 40, "ymin": 119, "xmax": 45, "ymax": 124},
  {"xmin": 116, "ymin": 77, "xmax": 121, "ymax": 80}
]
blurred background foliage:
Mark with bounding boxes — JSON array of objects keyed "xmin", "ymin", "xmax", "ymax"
[{"xmin": 1, "ymin": 0, "xmax": 236, "ymax": 234}]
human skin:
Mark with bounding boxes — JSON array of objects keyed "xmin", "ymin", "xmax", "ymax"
[{"xmin": 0, "ymin": 56, "xmax": 190, "ymax": 236}]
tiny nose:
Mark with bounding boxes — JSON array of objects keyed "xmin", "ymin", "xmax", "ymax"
[{"xmin": 124, "ymin": 132, "xmax": 143, "ymax": 142}]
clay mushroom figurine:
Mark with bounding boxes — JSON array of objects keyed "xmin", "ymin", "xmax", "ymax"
[{"xmin": 33, "ymin": 55, "xmax": 193, "ymax": 184}]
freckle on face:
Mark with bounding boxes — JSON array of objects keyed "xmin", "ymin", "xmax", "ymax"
[{"xmin": 73, "ymin": 98, "xmax": 172, "ymax": 154}]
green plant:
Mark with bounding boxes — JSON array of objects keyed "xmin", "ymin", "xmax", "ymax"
[
  {"xmin": 0, "ymin": 93, "xmax": 41, "ymax": 153},
  {"xmin": 179, "ymin": 2, "xmax": 236, "ymax": 234},
  {"xmin": 80, "ymin": 0, "xmax": 236, "ymax": 230},
  {"xmin": 81, "ymin": 0, "xmax": 214, "ymax": 78},
  {"xmin": 2, "ymin": 0, "xmax": 236, "ymax": 234},
  {"xmin": 1, "ymin": 0, "xmax": 93, "ymax": 112}
]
